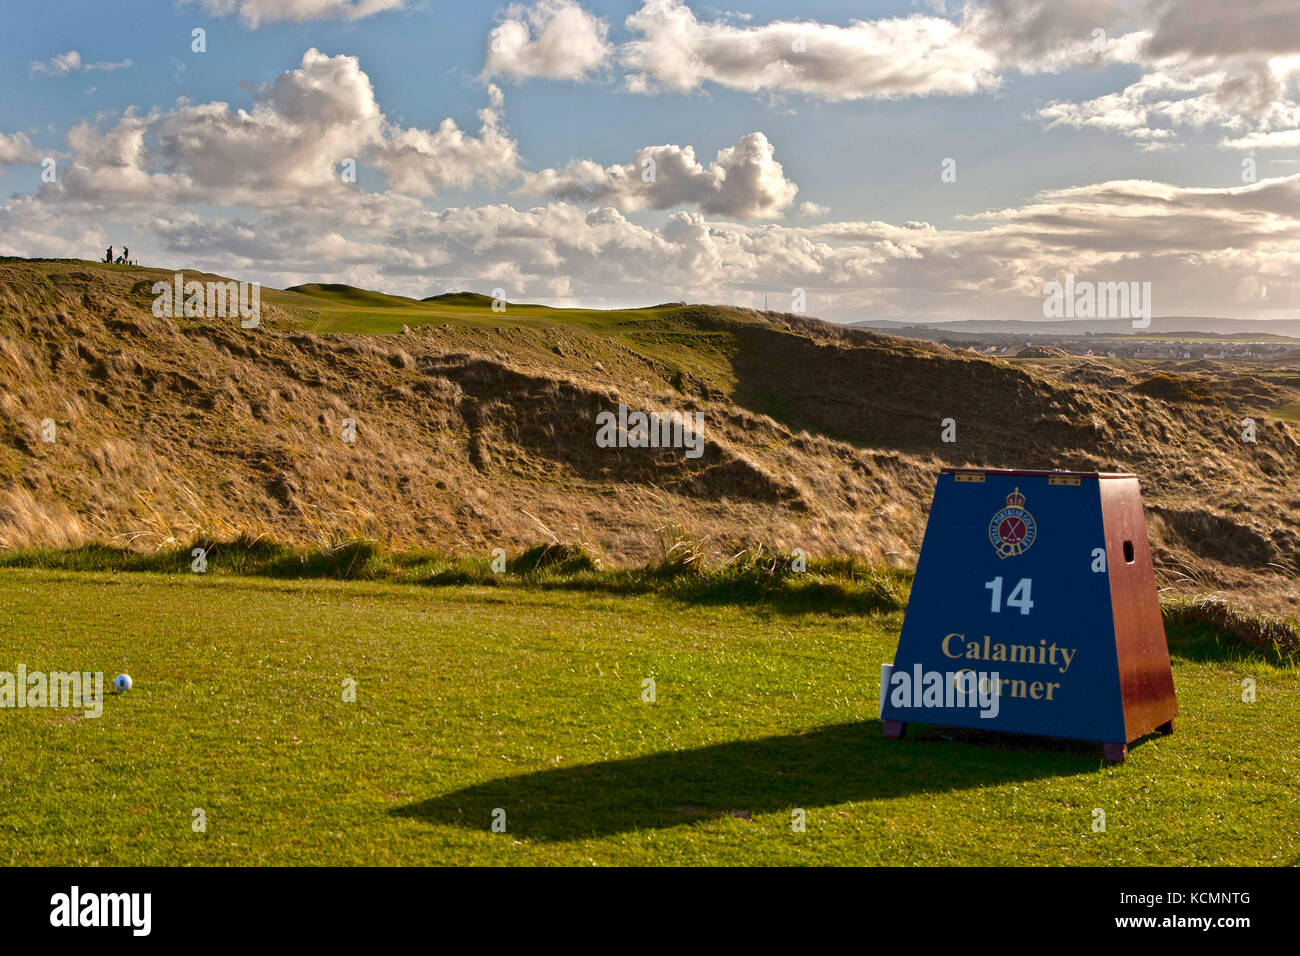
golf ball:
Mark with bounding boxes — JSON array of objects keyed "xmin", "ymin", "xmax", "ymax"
[{"xmin": 114, "ymin": 674, "xmax": 133, "ymax": 692}]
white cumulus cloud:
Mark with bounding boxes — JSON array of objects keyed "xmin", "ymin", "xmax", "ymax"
[
  {"xmin": 373, "ymin": 85, "xmax": 521, "ymax": 195},
  {"xmin": 1029, "ymin": 1, "xmax": 1300, "ymax": 151},
  {"xmin": 0, "ymin": 132, "xmax": 44, "ymax": 167},
  {"xmin": 53, "ymin": 49, "xmax": 519, "ymax": 207},
  {"xmin": 485, "ymin": 0, "xmax": 613, "ymax": 81},
  {"xmin": 621, "ymin": 0, "xmax": 1000, "ymax": 99},
  {"xmin": 518, "ymin": 131, "xmax": 799, "ymax": 219}
]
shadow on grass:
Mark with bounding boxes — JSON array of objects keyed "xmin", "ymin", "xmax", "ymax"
[
  {"xmin": 392, "ymin": 719, "xmax": 1102, "ymax": 842},
  {"xmin": 536, "ymin": 575, "xmax": 904, "ymax": 616},
  {"xmin": 1163, "ymin": 602, "xmax": 1299, "ymax": 666}
]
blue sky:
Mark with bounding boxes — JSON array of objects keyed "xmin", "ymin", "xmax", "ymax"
[{"xmin": 2, "ymin": 1, "xmax": 1299, "ymax": 321}]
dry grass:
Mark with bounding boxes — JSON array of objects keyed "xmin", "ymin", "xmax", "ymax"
[
  {"xmin": 1163, "ymin": 594, "xmax": 1300, "ymax": 661},
  {"xmin": 0, "ymin": 257, "xmax": 1297, "ymax": 618}
]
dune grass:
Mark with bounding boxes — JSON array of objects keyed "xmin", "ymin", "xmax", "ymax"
[
  {"xmin": 0, "ymin": 567, "xmax": 1294, "ymax": 866},
  {"xmin": 2, "ymin": 538, "xmax": 1294, "ymax": 657},
  {"xmin": 0, "ymin": 539, "xmax": 913, "ymax": 616}
]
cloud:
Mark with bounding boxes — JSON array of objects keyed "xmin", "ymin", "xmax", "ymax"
[
  {"xmin": 963, "ymin": 0, "xmax": 1129, "ymax": 71},
  {"xmin": 484, "ymin": 0, "xmax": 1300, "ymax": 158},
  {"xmin": 0, "ymin": 195, "xmax": 109, "ymax": 260},
  {"xmin": 1142, "ymin": 0, "xmax": 1300, "ymax": 59},
  {"xmin": 13, "ymin": 157, "xmax": 1300, "ymax": 323},
  {"xmin": 152, "ymin": 48, "xmax": 385, "ymax": 199},
  {"xmin": 0, "ymin": 132, "xmax": 44, "ymax": 167},
  {"xmin": 372, "ymin": 85, "xmax": 521, "ymax": 195},
  {"xmin": 485, "ymin": 0, "xmax": 613, "ymax": 81},
  {"xmin": 518, "ymin": 131, "xmax": 798, "ymax": 219},
  {"xmin": 477, "ymin": 0, "xmax": 1147, "ymax": 102},
  {"xmin": 185, "ymin": 0, "xmax": 405, "ymax": 28},
  {"xmin": 219, "ymin": 173, "xmax": 1300, "ymax": 320},
  {"xmin": 9, "ymin": 27, "xmax": 1300, "ymax": 322},
  {"xmin": 53, "ymin": 49, "xmax": 519, "ymax": 206},
  {"xmin": 1035, "ymin": 55, "xmax": 1300, "ymax": 151},
  {"xmin": 620, "ymin": 0, "xmax": 1000, "ymax": 99},
  {"xmin": 31, "ymin": 51, "xmax": 132, "ymax": 76},
  {"xmin": 32, "ymin": 51, "xmax": 83, "ymax": 77},
  {"xmin": 1034, "ymin": 67, "xmax": 1217, "ymax": 139},
  {"xmin": 1028, "ymin": 1, "xmax": 1300, "ymax": 150},
  {"xmin": 1223, "ymin": 129, "xmax": 1300, "ymax": 150}
]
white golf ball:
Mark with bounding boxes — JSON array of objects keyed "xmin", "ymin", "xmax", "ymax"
[{"xmin": 114, "ymin": 674, "xmax": 133, "ymax": 692}]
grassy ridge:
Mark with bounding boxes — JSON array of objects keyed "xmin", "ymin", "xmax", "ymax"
[{"xmin": 272, "ymin": 282, "xmax": 686, "ymax": 334}]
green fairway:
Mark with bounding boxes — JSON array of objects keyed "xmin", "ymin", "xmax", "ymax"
[
  {"xmin": 256, "ymin": 282, "xmax": 747, "ymax": 394},
  {"xmin": 1274, "ymin": 396, "xmax": 1300, "ymax": 422},
  {"xmin": 0, "ymin": 569, "xmax": 1295, "ymax": 866},
  {"xmin": 268, "ymin": 283, "xmax": 683, "ymax": 334}
]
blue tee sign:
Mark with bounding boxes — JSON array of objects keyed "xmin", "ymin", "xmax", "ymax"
[{"xmin": 881, "ymin": 468, "xmax": 1177, "ymax": 763}]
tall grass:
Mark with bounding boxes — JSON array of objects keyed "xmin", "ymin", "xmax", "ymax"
[
  {"xmin": 0, "ymin": 536, "xmax": 908, "ymax": 614},
  {"xmin": 1162, "ymin": 595, "xmax": 1300, "ymax": 665},
  {"xmin": 3, "ymin": 538, "xmax": 1294, "ymax": 655}
]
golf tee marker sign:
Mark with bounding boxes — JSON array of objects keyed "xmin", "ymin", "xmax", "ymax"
[{"xmin": 881, "ymin": 468, "xmax": 1177, "ymax": 763}]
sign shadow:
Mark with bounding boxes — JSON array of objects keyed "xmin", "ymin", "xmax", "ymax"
[{"xmin": 391, "ymin": 719, "xmax": 1099, "ymax": 842}]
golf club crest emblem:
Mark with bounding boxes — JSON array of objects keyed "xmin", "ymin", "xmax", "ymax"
[{"xmin": 989, "ymin": 486, "xmax": 1036, "ymax": 558}]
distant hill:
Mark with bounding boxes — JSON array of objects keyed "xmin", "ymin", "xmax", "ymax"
[
  {"xmin": 1, "ymin": 257, "xmax": 1297, "ymax": 616},
  {"xmin": 421, "ymin": 291, "xmax": 498, "ymax": 306},
  {"xmin": 850, "ymin": 316, "xmax": 1300, "ymax": 338},
  {"xmin": 286, "ymin": 283, "xmax": 421, "ymax": 308},
  {"xmin": 1015, "ymin": 345, "xmax": 1071, "ymax": 358}
]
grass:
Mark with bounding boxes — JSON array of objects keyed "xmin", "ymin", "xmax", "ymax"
[
  {"xmin": 1132, "ymin": 373, "xmax": 1217, "ymax": 403},
  {"xmin": 0, "ymin": 539, "xmax": 912, "ymax": 615},
  {"xmin": 266, "ymin": 285, "xmax": 751, "ymax": 400},
  {"xmin": 1161, "ymin": 595, "xmax": 1300, "ymax": 663},
  {"xmin": 0, "ymin": 566, "xmax": 1296, "ymax": 866},
  {"xmin": 1273, "ymin": 396, "xmax": 1300, "ymax": 422},
  {"xmin": 259, "ymin": 284, "xmax": 751, "ymax": 399},
  {"xmin": 269, "ymin": 283, "xmax": 687, "ymax": 335}
]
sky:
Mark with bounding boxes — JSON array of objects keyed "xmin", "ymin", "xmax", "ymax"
[{"xmin": 1, "ymin": 0, "xmax": 1299, "ymax": 323}]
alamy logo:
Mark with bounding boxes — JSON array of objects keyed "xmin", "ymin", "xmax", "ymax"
[
  {"xmin": 0, "ymin": 667, "xmax": 102, "ymax": 718},
  {"xmin": 887, "ymin": 665, "xmax": 1002, "ymax": 719},
  {"xmin": 152, "ymin": 271, "xmax": 260, "ymax": 327},
  {"xmin": 595, "ymin": 403, "xmax": 705, "ymax": 459},
  {"xmin": 50, "ymin": 886, "xmax": 151, "ymax": 936},
  {"xmin": 1042, "ymin": 273, "xmax": 1151, "ymax": 328}
]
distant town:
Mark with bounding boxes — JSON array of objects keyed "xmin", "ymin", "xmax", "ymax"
[{"xmin": 855, "ymin": 326, "xmax": 1300, "ymax": 361}]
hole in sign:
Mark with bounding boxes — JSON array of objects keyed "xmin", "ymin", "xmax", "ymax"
[{"xmin": 1123, "ymin": 541, "xmax": 1135, "ymax": 564}]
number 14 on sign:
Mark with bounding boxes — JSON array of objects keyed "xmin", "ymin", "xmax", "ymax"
[{"xmin": 986, "ymin": 576, "xmax": 1034, "ymax": 614}]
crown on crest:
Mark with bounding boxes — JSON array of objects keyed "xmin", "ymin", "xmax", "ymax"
[{"xmin": 1005, "ymin": 487, "xmax": 1026, "ymax": 508}]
